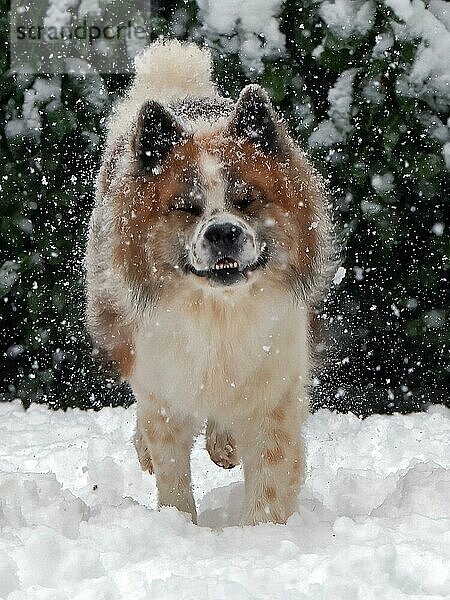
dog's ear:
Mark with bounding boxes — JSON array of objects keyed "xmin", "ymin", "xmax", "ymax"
[
  {"xmin": 228, "ymin": 85, "xmax": 287, "ymax": 156},
  {"xmin": 133, "ymin": 100, "xmax": 185, "ymax": 172}
]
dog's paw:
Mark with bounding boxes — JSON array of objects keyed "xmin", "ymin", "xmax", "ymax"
[
  {"xmin": 205, "ymin": 420, "xmax": 238, "ymax": 469},
  {"xmin": 133, "ymin": 428, "xmax": 154, "ymax": 474}
]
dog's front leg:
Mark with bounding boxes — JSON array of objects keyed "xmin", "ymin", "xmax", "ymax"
[
  {"xmin": 235, "ymin": 395, "xmax": 307, "ymax": 525},
  {"xmin": 136, "ymin": 398, "xmax": 198, "ymax": 523}
]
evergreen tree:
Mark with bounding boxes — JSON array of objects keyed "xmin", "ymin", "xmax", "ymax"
[{"xmin": 1, "ymin": 0, "xmax": 448, "ymax": 413}]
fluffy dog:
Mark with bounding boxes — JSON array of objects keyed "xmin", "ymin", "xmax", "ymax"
[{"xmin": 86, "ymin": 40, "xmax": 334, "ymax": 525}]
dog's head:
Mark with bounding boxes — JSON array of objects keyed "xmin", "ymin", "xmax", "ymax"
[{"xmin": 107, "ymin": 85, "xmax": 331, "ymax": 306}]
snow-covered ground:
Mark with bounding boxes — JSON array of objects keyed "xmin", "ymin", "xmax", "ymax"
[{"xmin": 0, "ymin": 400, "xmax": 449, "ymax": 599}]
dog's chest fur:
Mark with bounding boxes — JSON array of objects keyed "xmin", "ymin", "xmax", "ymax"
[{"xmin": 131, "ymin": 287, "xmax": 310, "ymax": 420}]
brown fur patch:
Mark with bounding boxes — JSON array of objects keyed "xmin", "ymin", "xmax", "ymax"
[
  {"xmin": 291, "ymin": 458, "xmax": 301, "ymax": 474},
  {"xmin": 271, "ymin": 406, "xmax": 286, "ymax": 422},
  {"xmin": 113, "ymin": 175, "xmax": 177, "ymax": 288},
  {"xmin": 161, "ymin": 431, "xmax": 176, "ymax": 445},
  {"xmin": 271, "ymin": 428, "xmax": 292, "ymax": 446},
  {"xmin": 142, "ymin": 421, "xmax": 157, "ymax": 441},
  {"xmin": 264, "ymin": 445, "xmax": 284, "ymax": 465},
  {"xmin": 89, "ymin": 299, "xmax": 135, "ymax": 378},
  {"xmin": 262, "ymin": 427, "xmax": 293, "ymax": 465},
  {"xmin": 112, "ymin": 342, "xmax": 135, "ymax": 379},
  {"xmin": 264, "ymin": 485, "xmax": 277, "ymax": 502}
]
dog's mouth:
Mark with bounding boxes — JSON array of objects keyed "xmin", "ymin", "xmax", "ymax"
[{"xmin": 186, "ymin": 246, "xmax": 269, "ymax": 286}]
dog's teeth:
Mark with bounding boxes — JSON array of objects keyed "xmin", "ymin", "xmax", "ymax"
[{"xmin": 213, "ymin": 260, "xmax": 239, "ymax": 271}]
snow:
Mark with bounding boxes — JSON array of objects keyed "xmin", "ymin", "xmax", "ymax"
[
  {"xmin": 1, "ymin": 401, "xmax": 449, "ymax": 599},
  {"xmin": 443, "ymin": 142, "xmax": 450, "ymax": 170},
  {"xmin": 5, "ymin": 78, "xmax": 61, "ymax": 140},
  {"xmin": 361, "ymin": 200, "xmax": 382, "ymax": 216},
  {"xmin": 318, "ymin": 0, "xmax": 450, "ymax": 110},
  {"xmin": 308, "ymin": 69, "xmax": 356, "ymax": 149},
  {"xmin": 196, "ymin": 0, "xmax": 285, "ymax": 74},
  {"xmin": 44, "ymin": 0, "xmax": 75, "ymax": 32},
  {"xmin": 310, "ymin": 0, "xmax": 450, "ymax": 151},
  {"xmin": 432, "ymin": 222, "xmax": 445, "ymax": 236},
  {"xmin": 371, "ymin": 172, "xmax": 395, "ymax": 195},
  {"xmin": 386, "ymin": 0, "xmax": 450, "ymax": 110},
  {"xmin": 332, "ymin": 266, "xmax": 346, "ymax": 285},
  {"xmin": 0, "ymin": 261, "xmax": 20, "ymax": 294},
  {"xmin": 423, "ymin": 309, "xmax": 446, "ymax": 329},
  {"xmin": 319, "ymin": 0, "xmax": 376, "ymax": 39}
]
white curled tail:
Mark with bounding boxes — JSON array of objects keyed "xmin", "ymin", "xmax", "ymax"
[
  {"xmin": 133, "ymin": 39, "xmax": 215, "ymax": 103},
  {"xmin": 108, "ymin": 40, "xmax": 216, "ymax": 144}
]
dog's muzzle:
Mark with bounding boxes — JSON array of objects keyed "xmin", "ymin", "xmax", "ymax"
[{"xmin": 187, "ymin": 220, "xmax": 268, "ymax": 286}]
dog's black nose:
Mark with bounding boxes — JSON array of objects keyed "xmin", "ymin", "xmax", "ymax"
[{"xmin": 204, "ymin": 223, "xmax": 245, "ymax": 249}]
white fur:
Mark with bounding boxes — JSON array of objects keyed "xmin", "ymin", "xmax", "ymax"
[
  {"xmin": 198, "ymin": 152, "xmax": 222, "ymax": 187},
  {"xmin": 198, "ymin": 152, "xmax": 225, "ymax": 207},
  {"xmin": 131, "ymin": 286, "xmax": 309, "ymax": 422}
]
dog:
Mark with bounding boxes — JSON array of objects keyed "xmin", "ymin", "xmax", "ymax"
[{"xmin": 85, "ymin": 40, "xmax": 334, "ymax": 525}]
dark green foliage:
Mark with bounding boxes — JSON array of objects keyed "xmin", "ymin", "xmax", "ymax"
[
  {"xmin": 0, "ymin": 0, "xmax": 448, "ymax": 413},
  {"xmin": 0, "ymin": 68, "xmax": 134, "ymax": 408},
  {"xmin": 302, "ymin": 3, "xmax": 449, "ymax": 414}
]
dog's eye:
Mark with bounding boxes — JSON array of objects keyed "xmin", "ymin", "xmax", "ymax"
[
  {"xmin": 233, "ymin": 187, "xmax": 262, "ymax": 211},
  {"xmin": 169, "ymin": 199, "xmax": 202, "ymax": 217},
  {"xmin": 234, "ymin": 192, "xmax": 253, "ymax": 210}
]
